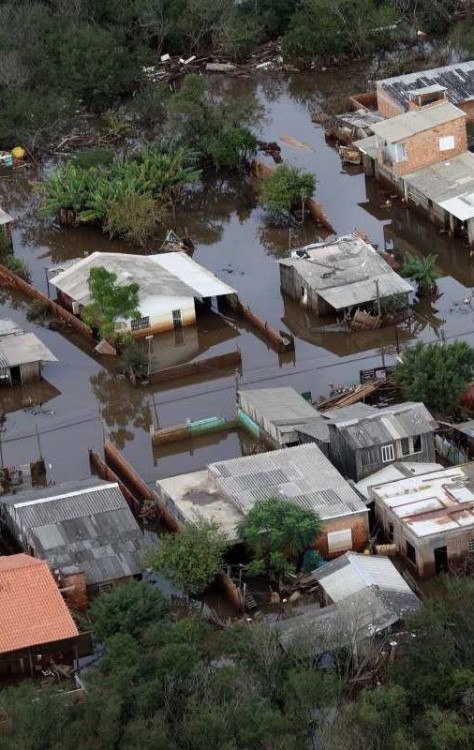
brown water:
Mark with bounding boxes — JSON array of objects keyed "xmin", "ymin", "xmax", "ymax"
[{"xmin": 1, "ymin": 71, "xmax": 474, "ymax": 490}]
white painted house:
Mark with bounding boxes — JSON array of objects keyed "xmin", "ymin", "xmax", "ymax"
[{"xmin": 49, "ymin": 252, "xmax": 237, "ymax": 336}]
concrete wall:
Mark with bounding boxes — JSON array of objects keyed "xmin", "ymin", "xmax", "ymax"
[
  {"xmin": 376, "ymin": 115, "xmax": 467, "ymax": 177},
  {"xmin": 316, "ymin": 512, "xmax": 369, "ymax": 559},
  {"xmin": 280, "ymin": 264, "xmax": 334, "ymax": 316}
]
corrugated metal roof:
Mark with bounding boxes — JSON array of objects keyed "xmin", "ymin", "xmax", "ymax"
[
  {"xmin": 322, "ymin": 403, "xmax": 377, "ymax": 422},
  {"xmin": 279, "ymin": 235, "xmax": 412, "ymax": 311},
  {"xmin": 1, "ymin": 479, "xmax": 144, "ymax": 585},
  {"xmin": 377, "ymin": 60, "xmax": 474, "ymax": 110},
  {"xmin": 209, "ymin": 444, "xmax": 367, "ymax": 520},
  {"xmin": 49, "ymin": 251, "xmax": 236, "ymax": 307},
  {"xmin": 335, "ymin": 402, "xmax": 436, "ymax": 449},
  {"xmin": 370, "ymin": 102, "xmax": 464, "ymax": 143},
  {"xmin": 238, "ymin": 387, "xmax": 320, "ymax": 426},
  {"xmin": 404, "ymin": 152, "xmax": 474, "ymax": 221},
  {"xmin": 313, "ymin": 552, "xmax": 416, "ymax": 602}
]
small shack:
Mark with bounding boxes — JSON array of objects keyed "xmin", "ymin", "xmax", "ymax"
[
  {"xmin": 0, "ymin": 319, "xmax": 57, "ymax": 386},
  {"xmin": 0, "ymin": 553, "xmax": 80, "ymax": 682},
  {"xmin": 0, "ymin": 478, "xmax": 145, "ymax": 600},
  {"xmin": 279, "ymin": 234, "xmax": 412, "ymax": 319}
]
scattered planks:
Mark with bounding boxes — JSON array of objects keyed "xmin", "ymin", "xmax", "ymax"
[{"xmin": 317, "ymin": 380, "xmax": 385, "ymax": 411}]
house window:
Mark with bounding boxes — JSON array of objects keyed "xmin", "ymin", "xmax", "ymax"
[
  {"xmin": 327, "ymin": 528, "xmax": 352, "ymax": 554},
  {"xmin": 394, "ymin": 142, "xmax": 407, "ymax": 162},
  {"xmin": 131, "ymin": 316, "xmax": 150, "ymax": 332},
  {"xmin": 406, "ymin": 540, "xmax": 417, "ymax": 565},
  {"xmin": 439, "ymin": 135, "xmax": 455, "ymax": 151},
  {"xmin": 400, "ymin": 435, "xmax": 422, "ymax": 456},
  {"xmin": 381, "ymin": 444, "xmax": 395, "ymax": 463},
  {"xmin": 361, "ymin": 446, "xmax": 379, "ymax": 467},
  {"xmin": 172, "ymin": 309, "xmax": 183, "ymax": 329},
  {"xmin": 469, "ymin": 539, "xmax": 474, "ymax": 553}
]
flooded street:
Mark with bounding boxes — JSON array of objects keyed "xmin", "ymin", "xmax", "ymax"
[{"xmin": 2, "ymin": 71, "xmax": 474, "ymax": 488}]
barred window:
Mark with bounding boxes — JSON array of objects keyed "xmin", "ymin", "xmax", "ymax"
[{"xmin": 131, "ymin": 316, "xmax": 150, "ymax": 332}]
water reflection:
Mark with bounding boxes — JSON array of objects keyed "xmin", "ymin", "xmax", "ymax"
[{"xmin": 91, "ymin": 371, "xmax": 152, "ymax": 449}]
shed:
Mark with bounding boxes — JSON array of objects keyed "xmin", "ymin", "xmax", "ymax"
[
  {"xmin": 49, "ymin": 251, "xmax": 237, "ymax": 336},
  {"xmin": 0, "ymin": 478, "xmax": 145, "ymax": 594},
  {"xmin": 0, "ymin": 319, "xmax": 57, "ymax": 386},
  {"xmin": 279, "ymin": 234, "xmax": 412, "ymax": 317},
  {"xmin": 237, "ymin": 386, "xmax": 326, "ymax": 447}
]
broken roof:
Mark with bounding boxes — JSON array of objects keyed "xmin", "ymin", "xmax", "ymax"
[
  {"xmin": 49, "ymin": 251, "xmax": 236, "ymax": 307},
  {"xmin": 1, "ymin": 478, "xmax": 144, "ymax": 585},
  {"xmin": 0, "ymin": 553, "xmax": 79, "ymax": 654},
  {"xmin": 0, "ymin": 320, "xmax": 57, "ymax": 368},
  {"xmin": 377, "ymin": 60, "xmax": 474, "ymax": 111},
  {"xmin": 371, "ymin": 464, "xmax": 474, "ymax": 538},
  {"xmin": 333, "ymin": 402, "xmax": 436, "ymax": 450},
  {"xmin": 404, "ymin": 152, "xmax": 474, "ymax": 221},
  {"xmin": 370, "ymin": 101, "xmax": 465, "ymax": 143},
  {"xmin": 279, "ymin": 235, "xmax": 412, "ymax": 310},
  {"xmin": 209, "ymin": 444, "xmax": 368, "ymax": 520}
]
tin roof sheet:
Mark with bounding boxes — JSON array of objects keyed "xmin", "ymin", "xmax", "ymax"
[
  {"xmin": 238, "ymin": 387, "xmax": 320, "ymax": 426},
  {"xmin": 335, "ymin": 402, "xmax": 436, "ymax": 449},
  {"xmin": 404, "ymin": 152, "xmax": 474, "ymax": 221},
  {"xmin": 1, "ymin": 479, "xmax": 144, "ymax": 584},
  {"xmin": 209, "ymin": 444, "xmax": 367, "ymax": 520},
  {"xmin": 313, "ymin": 552, "xmax": 416, "ymax": 601},
  {"xmin": 377, "ymin": 60, "xmax": 474, "ymax": 110}
]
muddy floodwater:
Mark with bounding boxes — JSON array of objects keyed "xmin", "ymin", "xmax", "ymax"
[{"xmin": 2, "ymin": 71, "xmax": 474, "ymax": 490}]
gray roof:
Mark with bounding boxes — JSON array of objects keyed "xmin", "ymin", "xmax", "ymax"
[
  {"xmin": 334, "ymin": 402, "xmax": 436, "ymax": 450},
  {"xmin": 296, "ymin": 420, "xmax": 330, "ymax": 444},
  {"xmin": 49, "ymin": 251, "xmax": 236, "ymax": 306},
  {"xmin": 403, "ymin": 152, "xmax": 474, "ymax": 221},
  {"xmin": 377, "ymin": 60, "xmax": 474, "ymax": 111},
  {"xmin": 209, "ymin": 444, "xmax": 367, "ymax": 520},
  {"xmin": 453, "ymin": 420, "xmax": 474, "ymax": 439},
  {"xmin": 321, "ymin": 403, "xmax": 377, "ymax": 422},
  {"xmin": 312, "ymin": 552, "xmax": 417, "ymax": 600},
  {"xmin": 238, "ymin": 387, "xmax": 320, "ymax": 426},
  {"xmin": 356, "ymin": 461, "xmax": 444, "ymax": 501},
  {"xmin": 0, "ymin": 320, "xmax": 57, "ymax": 368},
  {"xmin": 279, "ymin": 235, "xmax": 412, "ymax": 311},
  {"xmin": 0, "ymin": 478, "xmax": 144, "ymax": 585},
  {"xmin": 370, "ymin": 101, "xmax": 465, "ymax": 143},
  {"xmin": 354, "ymin": 134, "xmax": 377, "ymax": 158}
]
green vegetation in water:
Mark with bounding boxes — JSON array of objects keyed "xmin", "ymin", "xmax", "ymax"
[
  {"xmin": 394, "ymin": 340, "xmax": 474, "ymax": 415},
  {"xmin": 260, "ymin": 165, "xmax": 316, "ymax": 223},
  {"xmin": 401, "ymin": 252, "xmax": 438, "ymax": 296}
]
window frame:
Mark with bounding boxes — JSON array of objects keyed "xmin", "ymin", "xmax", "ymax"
[
  {"xmin": 381, "ymin": 443, "xmax": 395, "ymax": 463},
  {"xmin": 130, "ymin": 315, "xmax": 150, "ymax": 332},
  {"xmin": 439, "ymin": 135, "xmax": 455, "ymax": 152}
]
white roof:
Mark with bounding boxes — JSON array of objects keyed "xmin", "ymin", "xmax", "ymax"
[
  {"xmin": 0, "ymin": 208, "xmax": 13, "ymax": 226},
  {"xmin": 372, "ymin": 465, "xmax": 474, "ymax": 538},
  {"xmin": 314, "ymin": 552, "xmax": 414, "ymax": 602},
  {"xmin": 404, "ymin": 152, "xmax": 474, "ymax": 221},
  {"xmin": 370, "ymin": 102, "xmax": 465, "ymax": 143},
  {"xmin": 356, "ymin": 461, "xmax": 443, "ymax": 501},
  {"xmin": 49, "ymin": 251, "xmax": 236, "ymax": 307}
]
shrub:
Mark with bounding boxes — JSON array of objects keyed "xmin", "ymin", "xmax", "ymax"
[
  {"xmin": 119, "ymin": 343, "xmax": 149, "ymax": 379},
  {"xmin": 72, "ymin": 148, "xmax": 115, "ymax": 169},
  {"xmin": 104, "ymin": 193, "xmax": 162, "ymax": 245},
  {"xmin": 3, "ymin": 256, "xmax": 31, "ymax": 283},
  {"xmin": 260, "ymin": 165, "xmax": 315, "ymax": 217},
  {"xmin": 26, "ymin": 299, "xmax": 51, "ymax": 324}
]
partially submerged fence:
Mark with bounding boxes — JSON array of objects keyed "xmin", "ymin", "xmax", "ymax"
[
  {"xmin": 0, "ymin": 263, "xmax": 94, "ymax": 340},
  {"xmin": 234, "ymin": 299, "xmax": 294, "ymax": 353},
  {"xmin": 148, "ymin": 350, "xmax": 242, "ymax": 386}
]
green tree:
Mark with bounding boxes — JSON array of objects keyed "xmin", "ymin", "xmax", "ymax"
[
  {"xmin": 145, "ymin": 521, "xmax": 227, "ymax": 594},
  {"xmin": 260, "ymin": 165, "xmax": 315, "ymax": 220},
  {"xmin": 82, "ymin": 265, "xmax": 140, "ymax": 341},
  {"xmin": 394, "ymin": 340, "xmax": 474, "ymax": 414},
  {"xmin": 238, "ymin": 497, "xmax": 322, "ymax": 578},
  {"xmin": 87, "ymin": 581, "xmax": 167, "ymax": 641},
  {"xmin": 401, "ymin": 252, "xmax": 438, "ymax": 295}
]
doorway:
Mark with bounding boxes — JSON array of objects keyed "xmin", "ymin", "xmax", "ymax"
[{"xmin": 434, "ymin": 545, "xmax": 448, "ymax": 574}]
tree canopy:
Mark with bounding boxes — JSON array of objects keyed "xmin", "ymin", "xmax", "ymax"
[
  {"xmin": 144, "ymin": 521, "xmax": 227, "ymax": 594},
  {"xmin": 394, "ymin": 340, "xmax": 474, "ymax": 414},
  {"xmin": 260, "ymin": 165, "xmax": 316, "ymax": 219},
  {"xmin": 82, "ymin": 266, "xmax": 140, "ymax": 341},
  {"xmin": 238, "ymin": 496, "xmax": 323, "ymax": 577}
]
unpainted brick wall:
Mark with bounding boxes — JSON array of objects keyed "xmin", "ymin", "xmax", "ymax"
[{"xmin": 316, "ymin": 513, "xmax": 369, "ymax": 559}]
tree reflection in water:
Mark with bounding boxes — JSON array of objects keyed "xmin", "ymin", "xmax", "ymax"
[{"xmin": 90, "ymin": 370, "xmax": 152, "ymax": 449}]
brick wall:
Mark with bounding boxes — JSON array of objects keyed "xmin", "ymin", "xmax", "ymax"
[
  {"xmin": 316, "ymin": 512, "xmax": 369, "ymax": 559},
  {"xmin": 376, "ymin": 86, "xmax": 404, "ymax": 118},
  {"xmin": 378, "ymin": 115, "xmax": 467, "ymax": 177},
  {"xmin": 460, "ymin": 100, "xmax": 474, "ymax": 123}
]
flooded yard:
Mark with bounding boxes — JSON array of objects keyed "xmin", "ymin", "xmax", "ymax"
[{"xmin": 1, "ymin": 70, "xmax": 474, "ymax": 488}]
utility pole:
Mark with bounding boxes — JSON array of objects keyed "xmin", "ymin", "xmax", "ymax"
[{"xmin": 35, "ymin": 424, "xmax": 43, "ymax": 461}]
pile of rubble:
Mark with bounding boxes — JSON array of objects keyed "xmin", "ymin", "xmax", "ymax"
[{"xmin": 142, "ymin": 42, "xmax": 299, "ymax": 83}]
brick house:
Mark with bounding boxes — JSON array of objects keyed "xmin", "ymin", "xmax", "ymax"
[
  {"xmin": 371, "ymin": 463, "xmax": 474, "ymax": 579},
  {"xmin": 369, "ymin": 101, "xmax": 467, "ymax": 178},
  {"xmin": 157, "ymin": 444, "xmax": 369, "ymax": 559}
]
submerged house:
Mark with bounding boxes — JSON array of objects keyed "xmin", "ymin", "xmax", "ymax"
[
  {"xmin": 0, "ymin": 478, "xmax": 145, "ymax": 601},
  {"xmin": 0, "ymin": 553, "xmax": 80, "ymax": 681},
  {"xmin": 328, "ymin": 402, "xmax": 437, "ymax": 482},
  {"xmin": 49, "ymin": 251, "xmax": 237, "ymax": 337},
  {"xmin": 279, "ymin": 235, "xmax": 412, "ymax": 319},
  {"xmin": 371, "ymin": 463, "xmax": 474, "ymax": 578},
  {"xmin": 157, "ymin": 444, "xmax": 369, "ymax": 558},
  {"xmin": 375, "ymin": 61, "xmax": 474, "ymax": 121},
  {"xmin": 0, "ymin": 319, "xmax": 57, "ymax": 386}
]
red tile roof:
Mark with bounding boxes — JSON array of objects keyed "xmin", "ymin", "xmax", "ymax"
[{"xmin": 0, "ymin": 554, "xmax": 79, "ymax": 654}]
